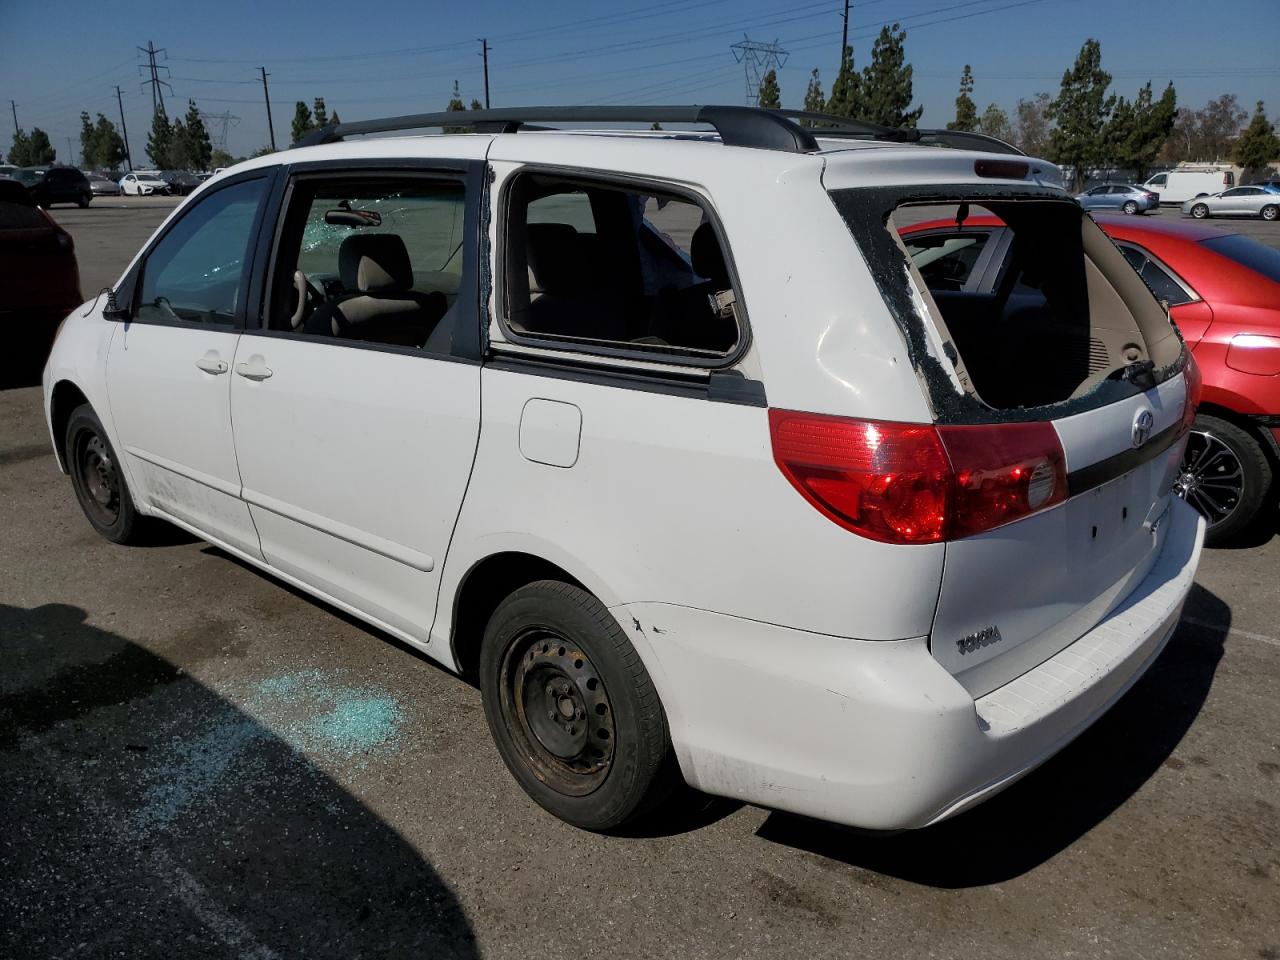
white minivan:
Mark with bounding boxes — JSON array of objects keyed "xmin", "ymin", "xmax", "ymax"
[
  {"xmin": 43, "ymin": 106, "xmax": 1204, "ymax": 833},
  {"xmin": 1144, "ymin": 166, "xmax": 1235, "ymax": 205}
]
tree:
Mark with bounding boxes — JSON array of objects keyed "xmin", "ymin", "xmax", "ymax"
[
  {"xmin": 650, "ymin": 122, "xmax": 663, "ymax": 130},
  {"xmin": 209, "ymin": 148, "xmax": 234, "ymax": 169},
  {"xmin": 977, "ymin": 103, "xmax": 1012, "ymax": 144},
  {"xmin": 757, "ymin": 69, "xmax": 781, "ymax": 110},
  {"xmin": 1104, "ymin": 81, "xmax": 1176, "ymax": 180},
  {"xmin": 1047, "ymin": 39, "xmax": 1114, "ymax": 188},
  {"xmin": 802, "ymin": 68, "xmax": 825, "ymax": 118},
  {"xmin": 8, "ymin": 129, "xmax": 30, "ymax": 165},
  {"xmin": 176, "ymin": 100, "xmax": 212, "ymax": 170},
  {"xmin": 1235, "ymin": 101, "xmax": 1280, "ymax": 179},
  {"xmin": 1199, "ymin": 94, "xmax": 1248, "ymax": 160},
  {"xmin": 146, "ymin": 112, "xmax": 176, "ymax": 168},
  {"xmin": 825, "ymin": 46, "xmax": 862, "ymax": 119},
  {"xmin": 27, "ymin": 128, "xmax": 56, "ymax": 165},
  {"xmin": 947, "ymin": 65, "xmax": 977, "ymax": 131},
  {"xmin": 859, "ymin": 24, "xmax": 922, "ymax": 128},
  {"xmin": 329, "ymin": 110, "xmax": 342, "ymax": 126},
  {"xmin": 470, "ymin": 99, "xmax": 483, "ymax": 111},
  {"xmin": 291, "ymin": 101, "xmax": 316, "ymax": 146},
  {"xmin": 1015, "ymin": 92, "xmax": 1053, "ymax": 156},
  {"xmin": 313, "ymin": 97, "xmax": 328, "ymax": 128},
  {"xmin": 446, "ymin": 81, "xmax": 465, "ymax": 113},
  {"xmin": 80, "ymin": 112, "xmax": 126, "ymax": 169},
  {"xmin": 250, "ymin": 145, "xmax": 276, "ymax": 158}
]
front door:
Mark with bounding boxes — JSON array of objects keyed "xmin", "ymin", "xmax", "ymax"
[
  {"xmin": 228, "ymin": 168, "xmax": 483, "ymax": 645},
  {"xmin": 106, "ymin": 175, "xmax": 271, "ymax": 558}
]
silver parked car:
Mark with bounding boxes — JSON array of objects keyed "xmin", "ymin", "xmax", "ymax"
[
  {"xmin": 1075, "ymin": 182, "xmax": 1160, "ymax": 214},
  {"xmin": 1183, "ymin": 186, "xmax": 1280, "ymax": 220},
  {"xmin": 87, "ymin": 174, "xmax": 122, "ymax": 197}
]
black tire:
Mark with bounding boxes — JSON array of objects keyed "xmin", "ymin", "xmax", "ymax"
[
  {"xmin": 1122, "ymin": 200, "xmax": 1138, "ymax": 215},
  {"xmin": 77, "ymin": 192, "xmax": 90, "ymax": 208},
  {"xmin": 479, "ymin": 580, "xmax": 677, "ymax": 831},
  {"xmin": 65, "ymin": 403, "xmax": 149, "ymax": 545},
  {"xmin": 1261, "ymin": 204, "xmax": 1278, "ymax": 222},
  {"xmin": 1191, "ymin": 203, "xmax": 1210, "ymax": 219},
  {"xmin": 1176, "ymin": 413, "xmax": 1274, "ymax": 547}
]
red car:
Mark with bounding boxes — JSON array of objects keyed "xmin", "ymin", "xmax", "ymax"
[
  {"xmin": 0, "ymin": 178, "xmax": 82, "ymax": 386},
  {"xmin": 900, "ymin": 212, "xmax": 1279, "ymax": 545}
]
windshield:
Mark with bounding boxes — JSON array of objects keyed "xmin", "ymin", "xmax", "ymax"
[{"xmin": 1201, "ymin": 234, "xmax": 1280, "ymax": 285}]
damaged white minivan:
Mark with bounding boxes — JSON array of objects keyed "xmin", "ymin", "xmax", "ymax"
[{"xmin": 43, "ymin": 107, "xmax": 1204, "ymax": 832}]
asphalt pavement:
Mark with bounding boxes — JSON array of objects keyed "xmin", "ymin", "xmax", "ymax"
[{"xmin": 1, "ymin": 197, "xmax": 1277, "ymax": 959}]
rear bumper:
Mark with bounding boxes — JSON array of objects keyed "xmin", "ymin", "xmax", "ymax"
[{"xmin": 619, "ymin": 498, "xmax": 1204, "ymax": 831}]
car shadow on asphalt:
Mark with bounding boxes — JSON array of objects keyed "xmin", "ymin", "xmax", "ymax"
[
  {"xmin": 755, "ymin": 583, "xmax": 1229, "ymax": 888},
  {"xmin": 0, "ymin": 601, "xmax": 481, "ymax": 959}
]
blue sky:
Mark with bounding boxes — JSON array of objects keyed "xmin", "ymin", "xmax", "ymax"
[{"xmin": 1, "ymin": 0, "xmax": 1276, "ymax": 163}]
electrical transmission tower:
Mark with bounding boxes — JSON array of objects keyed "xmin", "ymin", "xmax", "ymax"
[
  {"xmin": 199, "ymin": 110, "xmax": 240, "ymax": 151},
  {"xmin": 137, "ymin": 40, "xmax": 173, "ymax": 118},
  {"xmin": 730, "ymin": 36, "xmax": 789, "ymax": 107}
]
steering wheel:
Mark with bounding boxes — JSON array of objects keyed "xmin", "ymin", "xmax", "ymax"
[{"xmin": 288, "ymin": 270, "xmax": 325, "ymax": 330}]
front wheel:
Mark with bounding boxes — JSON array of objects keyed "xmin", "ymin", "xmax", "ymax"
[
  {"xmin": 65, "ymin": 404, "xmax": 149, "ymax": 544},
  {"xmin": 1123, "ymin": 200, "xmax": 1139, "ymax": 215},
  {"xmin": 479, "ymin": 580, "xmax": 677, "ymax": 831},
  {"xmin": 78, "ymin": 193, "xmax": 90, "ymax": 208},
  {"xmin": 1175, "ymin": 413, "xmax": 1274, "ymax": 546},
  {"xmin": 1191, "ymin": 203, "xmax": 1209, "ymax": 219},
  {"xmin": 1261, "ymin": 204, "xmax": 1278, "ymax": 221}
]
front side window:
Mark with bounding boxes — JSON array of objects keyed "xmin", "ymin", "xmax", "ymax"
[
  {"xmin": 502, "ymin": 174, "xmax": 741, "ymax": 359},
  {"xmin": 136, "ymin": 178, "xmax": 266, "ymax": 325},
  {"xmin": 269, "ymin": 177, "xmax": 465, "ymax": 349}
]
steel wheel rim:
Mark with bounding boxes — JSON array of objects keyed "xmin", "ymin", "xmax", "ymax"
[
  {"xmin": 1175, "ymin": 430, "xmax": 1244, "ymax": 528},
  {"xmin": 76, "ymin": 432, "xmax": 120, "ymax": 525},
  {"xmin": 498, "ymin": 628, "xmax": 615, "ymax": 797}
]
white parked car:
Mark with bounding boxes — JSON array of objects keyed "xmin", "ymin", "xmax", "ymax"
[
  {"xmin": 1182, "ymin": 186, "xmax": 1280, "ymax": 220},
  {"xmin": 119, "ymin": 171, "xmax": 169, "ymax": 196},
  {"xmin": 42, "ymin": 106, "xmax": 1204, "ymax": 833}
]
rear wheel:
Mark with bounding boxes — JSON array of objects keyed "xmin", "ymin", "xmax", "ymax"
[
  {"xmin": 1175, "ymin": 413, "xmax": 1273, "ymax": 546},
  {"xmin": 1122, "ymin": 200, "xmax": 1138, "ymax": 215},
  {"xmin": 65, "ymin": 404, "xmax": 149, "ymax": 545},
  {"xmin": 479, "ymin": 580, "xmax": 677, "ymax": 831},
  {"xmin": 78, "ymin": 192, "xmax": 90, "ymax": 208},
  {"xmin": 1261, "ymin": 204, "xmax": 1278, "ymax": 221},
  {"xmin": 1191, "ymin": 203, "xmax": 1210, "ymax": 219}
]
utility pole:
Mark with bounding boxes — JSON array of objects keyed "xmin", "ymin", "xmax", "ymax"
[
  {"xmin": 479, "ymin": 38, "xmax": 491, "ymax": 108},
  {"xmin": 138, "ymin": 40, "xmax": 170, "ymax": 118},
  {"xmin": 10, "ymin": 100, "xmax": 18, "ymax": 135},
  {"xmin": 259, "ymin": 67, "xmax": 276, "ymax": 151},
  {"xmin": 840, "ymin": 0, "xmax": 850, "ymax": 60},
  {"xmin": 66, "ymin": 137, "xmax": 75, "ymax": 166},
  {"xmin": 116, "ymin": 85, "xmax": 133, "ymax": 170},
  {"xmin": 730, "ymin": 37, "xmax": 789, "ymax": 107}
]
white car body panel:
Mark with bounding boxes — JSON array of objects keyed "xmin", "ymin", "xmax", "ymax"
[
  {"xmin": 228, "ymin": 336, "xmax": 481, "ymax": 644},
  {"xmin": 43, "ymin": 126, "xmax": 1204, "ymax": 832}
]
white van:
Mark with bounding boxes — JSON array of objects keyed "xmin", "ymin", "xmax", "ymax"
[
  {"xmin": 43, "ymin": 105, "xmax": 1204, "ymax": 833},
  {"xmin": 1144, "ymin": 166, "xmax": 1235, "ymax": 204}
]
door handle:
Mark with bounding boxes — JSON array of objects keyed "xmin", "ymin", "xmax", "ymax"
[
  {"xmin": 195, "ymin": 355, "xmax": 229, "ymax": 375},
  {"xmin": 234, "ymin": 357, "xmax": 273, "ymax": 381}
]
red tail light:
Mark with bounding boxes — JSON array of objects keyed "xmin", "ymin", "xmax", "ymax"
[{"xmin": 769, "ymin": 410, "xmax": 1067, "ymax": 544}]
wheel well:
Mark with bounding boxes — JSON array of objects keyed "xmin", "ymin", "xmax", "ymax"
[
  {"xmin": 50, "ymin": 381, "xmax": 89, "ymax": 471},
  {"xmin": 450, "ymin": 552, "xmax": 586, "ymax": 679},
  {"xmin": 1197, "ymin": 401, "xmax": 1280, "ymax": 466}
]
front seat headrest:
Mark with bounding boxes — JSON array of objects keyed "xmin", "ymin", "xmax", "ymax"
[
  {"xmin": 339, "ymin": 233, "xmax": 414, "ymax": 295},
  {"xmin": 525, "ymin": 222, "xmax": 581, "ymax": 294},
  {"xmin": 690, "ymin": 222, "xmax": 729, "ymax": 289}
]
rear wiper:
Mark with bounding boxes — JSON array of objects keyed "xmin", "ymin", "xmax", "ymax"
[{"xmin": 1109, "ymin": 360, "xmax": 1156, "ymax": 390}]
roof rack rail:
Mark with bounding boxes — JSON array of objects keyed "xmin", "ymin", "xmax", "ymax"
[
  {"xmin": 294, "ymin": 105, "xmax": 820, "ymax": 153},
  {"xmin": 772, "ymin": 109, "xmax": 1026, "ymax": 156}
]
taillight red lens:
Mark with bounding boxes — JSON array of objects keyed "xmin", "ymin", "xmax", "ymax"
[
  {"xmin": 937, "ymin": 422, "xmax": 1067, "ymax": 538},
  {"xmin": 769, "ymin": 410, "xmax": 1067, "ymax": 544},
  {"xmin": 1181, "ymin": 352, "xmax": 1202, "ymax": 433},
  {"xmin": 768, "ymin": 410, "xmax": 951, "ymax": 543}
]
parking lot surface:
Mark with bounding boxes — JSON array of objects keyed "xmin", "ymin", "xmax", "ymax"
[{"xmin": 2, "ymin": 200, "xmax": 1278, "ymax": 959}]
